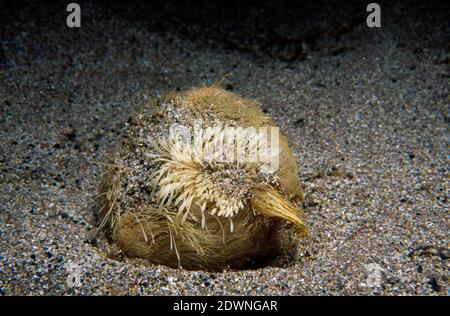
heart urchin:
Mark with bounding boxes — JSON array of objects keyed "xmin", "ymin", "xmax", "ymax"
[{"xmin": 97, "ymin": 86, "xmax": 307, "ymax": 271}]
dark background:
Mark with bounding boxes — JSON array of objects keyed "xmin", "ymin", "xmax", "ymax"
[{"xmin": 1, "ymin": 0, "xmax": 449, "ymax": 63}]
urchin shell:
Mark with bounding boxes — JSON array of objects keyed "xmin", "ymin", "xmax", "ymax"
[{"xmin": 97, "ymin": 86, "xmax": 306, "ymax": 270}]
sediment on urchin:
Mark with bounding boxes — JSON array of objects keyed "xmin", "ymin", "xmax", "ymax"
[
  {"xmin": 150, "ymin": 123, "xmax": 280, "ymax": 220},
  {"xmin": 96, "ymin": 85, "xmax": 307, "ymax": 271}
]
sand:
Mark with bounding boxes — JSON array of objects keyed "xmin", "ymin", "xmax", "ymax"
[{"xmin": 0, "ymin": 0, "xmax": 448, "ymax": 295}]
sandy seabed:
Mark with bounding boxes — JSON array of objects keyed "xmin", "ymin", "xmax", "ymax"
[{"xmin": 0, "ymin": 1, "xmax": 448, "ymax": 295}]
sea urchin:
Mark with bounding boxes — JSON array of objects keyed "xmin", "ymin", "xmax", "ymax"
[{"xmin": 97, "ymin": 85, "xmax": 307, "ymax": 270}]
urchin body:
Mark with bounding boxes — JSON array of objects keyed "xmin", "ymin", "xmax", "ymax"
[{"xmin": 98, "ymin": 86, "xmax": 306, "ymax": 270}]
